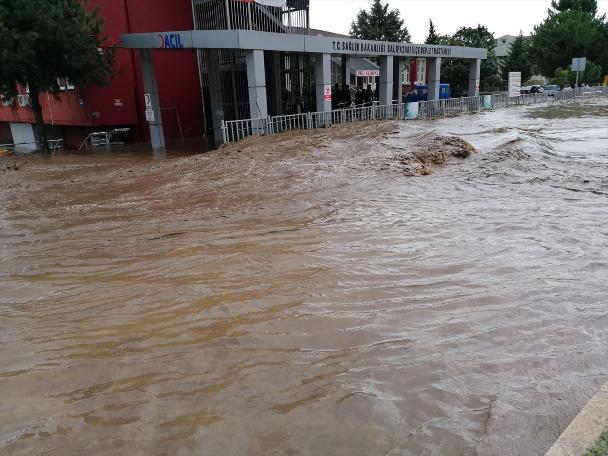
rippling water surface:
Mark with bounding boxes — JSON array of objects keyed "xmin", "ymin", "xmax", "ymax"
[{"xmin": 1, "ymin": 101, "xmax": 607, "ymax": 455}]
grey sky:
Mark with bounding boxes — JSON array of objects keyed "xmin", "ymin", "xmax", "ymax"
[{"xmin": 309, "ymin": 0, "xmax": 608, "ymax": 43}]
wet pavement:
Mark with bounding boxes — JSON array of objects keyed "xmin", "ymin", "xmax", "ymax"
[{"xmin": 1, "ymin": 100, "xmax": 607, "ymax": 455}]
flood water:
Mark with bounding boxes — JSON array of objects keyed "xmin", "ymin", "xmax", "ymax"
[{"xmin": 1, "ymin": 100, "xmax": 607, "ymax": 455}]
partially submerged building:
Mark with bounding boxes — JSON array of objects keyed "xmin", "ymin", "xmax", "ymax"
[{"xmin": 0, "ymin": 0, "xmax": 487, "ymax": 151}]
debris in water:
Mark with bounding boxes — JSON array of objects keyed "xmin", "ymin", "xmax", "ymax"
[{"xmin": 396, "ymin": 134, "xmax": 477, "ymax": 176}]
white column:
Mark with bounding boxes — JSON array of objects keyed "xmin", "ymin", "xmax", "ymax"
[
  {"xmin": 341, "ymin": 55, "xmax": 352, "ymax": 88},
  {"xmin": 393, "ymin": 57, "xmax": 404, "ymax": 103},
  {"xmin": 379, "ymin": 56, "xmax": 394, "ymax": 105},
  {"xmin": 246, "ymin": 49, "xmax": 268, "ymax": 119},
  {"xmin": 428, "ymin": 57, "xmax": 442, "ymax": 101},
  {"xmin": 140, "ymin": 49, "xmax": 165, "ymax": 150},
  {"xmin": 316, "ymin": 53, "xmax": 332, "ymax": 112},
  {"xmin": 469, "ymin": 59, "xmax": 481, "ymax": 97}
]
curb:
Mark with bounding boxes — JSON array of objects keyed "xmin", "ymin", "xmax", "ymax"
[{"xmin": 546, "ymin": 382, "xmax": 608, "ymax": 456}]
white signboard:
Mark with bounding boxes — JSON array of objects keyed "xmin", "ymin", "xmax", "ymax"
[
  {"xmin": 145, "ymin": 109, "xmax": 155, "ymax": 122},
  {"xmin": 571, "ymin": 57, "xmax": 587, "ymax": 72},
  {"xmin": 144, "ymin": 93, "xmax": 155, "ymax": 122},
  {"xmin": 323, "ymin": 85, "xmax": 332, "ymax": 101},
  {"xmin": 356, "ymin": 69, "xmax": 380, "ymax": 77},
  {"xmin": 508, "ymin": 71, "xmax": 522, "ymax": 98}
]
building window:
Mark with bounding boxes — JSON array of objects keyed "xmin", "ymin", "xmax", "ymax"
[
  {"xmin": 401, "ymin": 62, "xmax": 410, "ymax": 84},
  {"xmin": 57, "ymin": 77, "xmax": 75, "ymax": 91},
  {"xmin": 1, "ymin": 95, "xmax": 14, "ymax": 107},
  {"xmin": 416, "ymin": 58, "xmax": 426, "ymax": 84}
]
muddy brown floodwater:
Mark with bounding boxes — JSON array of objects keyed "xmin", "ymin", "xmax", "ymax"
[{"xmin": 1, "ymin": 100, "xmax": 607, "ymax": 456}]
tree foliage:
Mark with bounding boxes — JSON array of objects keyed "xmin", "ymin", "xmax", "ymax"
[
  {"xmin": 554, "ymin": 59, "xmax": 603, "ymax": 86},
  {"xmin": 425, "ymin": 19, "xmax": 440, "ymax": 45},
  {"xmin": 0, "ymin": 0, "xmax": 115, "ymax": 151},
  {"xmin": 500, "ymin": 33, "xmax": 533, "ymax": 84},
  {"xmin": 350, "ymin": 0, "xmax": 411, "ymax": 42},
  {"xmin": 551, "ymin": 0, "xmax": 598, "ymax": 14},
  {"xmin": 531, "ymin": 3, "xmax": 607, "ymax": 78},
  {"xmin": 440, "ymin": 25, "xmax": 501, "ymax": 95},
  {"xmin": 553, "ymin": 67, "xmax": 571, "ymax": 87}
]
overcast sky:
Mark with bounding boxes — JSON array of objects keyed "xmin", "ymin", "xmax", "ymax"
[{"xmin": 309, "ymin": 0, "xmax": 608, "ymax": 43}]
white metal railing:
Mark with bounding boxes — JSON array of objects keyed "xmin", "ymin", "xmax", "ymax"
[
  {"xmin": 417, "ymin": 96, "xmax": 482, "ymax": 118},
  {"xmin": 78, "ymin": 128, "xmax": 131, "ymax": 150},
  {"xmin": 489, "ymin": 87, "xmax": 608, "ymax": 109},
  {"xmin": 491, "ymin": 93, "xmax": 508, "ymax": 109},
  {"xmin": 194, "ymin": 0, "xmax": 309, "ymax": 35},
  {"xmin": 48, "ymin": 139, "xmax": 64, "ymax": 151},
  {"xmin": 221, "ymin": 117, "xmax": 270, "ymax": 143},
  {"xmin": 221, "ymin": 88, "xmax": 608, "ymax": 144},
  {"xmin": 269, "ymin": 112, "xmax": 309, "ymax": 133},
  {"xmin": 343, "ymin": 105, "xmax": 375, "ymax": 123}
]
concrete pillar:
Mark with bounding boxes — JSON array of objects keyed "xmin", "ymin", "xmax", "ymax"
[
  {"xmin": 246, "ymin": 49, "xmax": 268, "ymax": 119},
  {"xmin": 140, "ymin": 49, "xmax": 165, "ymax": 150},
  {"xmin": 315, "ymin": 53, "xmax": 332, "ymax": 112},
  {"xmin": 206, "ymin": 50, "xmax": 225, "ymax": 145},
  {"xmin": 469, "ymin": 59, "xmax": 481, "ymax": 97},
  {"xmin": 341, "ymin": 55, "xmax": 352, "ymax": 88},
  {"xmin": 428, "ymin": 57, "xmax": 442, "ymax": 101},
  {"xmin": 271, "ymin": 51, "xmax": 283, "ymax": 115},
  {"xmin": 393, "ymin": 57, "xmax": 404, "ymax": 103},
  {"xmin": 379, "ymin": 56, "xmax": 394, "ymax": 105}
]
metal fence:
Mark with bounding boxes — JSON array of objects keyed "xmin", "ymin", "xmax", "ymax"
[
  {"xmin": 418, "ymin": 96, "xmax": 482, "ymax": 118},
  {"xmin": 221, "ymin": 87, "xmax": 608, "ymax": 144},
  {"xmin": 492, "ymin": 88, "xmax": 607, "ymax": 108},
  {"xmin": 194, "ymin": 0, "xmax": 309, "ymax": 34}
]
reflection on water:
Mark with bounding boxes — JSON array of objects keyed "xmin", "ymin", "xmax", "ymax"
[
  {"xmin": 25, "ymin": 139, "xmax": 211, "ymax": 161},
  {"xmin": 1, "ymin": 101, "xmax": 607, "ymax": 455}
]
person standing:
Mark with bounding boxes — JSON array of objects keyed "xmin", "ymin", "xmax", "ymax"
[
  {"xmin": 364, "ymin": 84, "xmax": 374, "ymax": 106},
  {"xmin": 355, "ymin": 87, "xmax": 364, "ymax": 107}
]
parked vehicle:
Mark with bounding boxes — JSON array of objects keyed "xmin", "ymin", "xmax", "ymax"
[
  {"xmin": 543, "ymin": 84, "xmax": 561, "ymax": 92},
  {"xmin": 543, "ymin": 84, "xmax": 561, "ymax": 96},
  {"xmin": 403, "ymin": 84, "xmax": 451, "ymax": 102},
  {"xmin": 520, "ymin": 85, "xmax": 544, "ymax": 94}
]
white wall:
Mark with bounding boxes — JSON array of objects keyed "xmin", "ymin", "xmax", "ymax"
[{"xmin": 9, "ymin": 123, "xmax": 38, "ymax": 153}]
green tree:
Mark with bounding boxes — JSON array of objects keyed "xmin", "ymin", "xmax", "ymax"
[
  {"xmin": 551, "ymin": 0, "xmax": 598, "ymax": 14},
  {"xmin": 440, "ymin": 25, "xmax": 502, "ymax": 95},
  {"xmin": 425, "ymin": 19, "xmax": 440, "ymax": 45},
  {"xmin": 0, "ymin": 0, "xmax": 115, "ymax": 152},
  {"xmin": 350, "ymin": 0, "xmax": 411, "ymax": 42},
  {"xmin": 531, "ymin": 2, "xmax": 607, "ymax": 77},
  {"xmin": 554, "ymin": 67, "xmax": 571, "ymax": 87},
  {"xmin": 553, "ymin": 59, "xmax": 602, "ymax": 87},
  {"xmin": 500, "ymin": 33, "xmax": 533, "ymax": 84},
  {"xmin": 582, "ymin": 60, "xmax": 603, "ymax": 83}
]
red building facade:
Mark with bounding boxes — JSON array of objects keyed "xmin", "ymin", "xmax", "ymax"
[{"xmin": 0, "ymin": 0, "xmax": 204, "ymax": 149}]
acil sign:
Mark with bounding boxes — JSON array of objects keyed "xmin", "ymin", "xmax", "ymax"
[{"xmin": 159, "ymin": 33, "xmax": 184, "ymax": 49}]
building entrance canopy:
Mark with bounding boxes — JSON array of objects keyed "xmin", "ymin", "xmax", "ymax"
[
  {"xmin": 121, "ymin": 29, "xmax": 487, "ymax": 60},
  {"xmin": 121, "ymin": 29, "xmax": 487, "ymax": 149}
]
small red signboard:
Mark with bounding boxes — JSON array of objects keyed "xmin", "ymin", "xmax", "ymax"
[{"xmin": 356, "ymin": 70, "xmax": 380, "ymax": 77}]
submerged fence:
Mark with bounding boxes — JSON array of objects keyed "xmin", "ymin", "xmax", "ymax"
[{"xmin": 221, "ymin": 87, "xmax": 608, "ymax": 144}]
